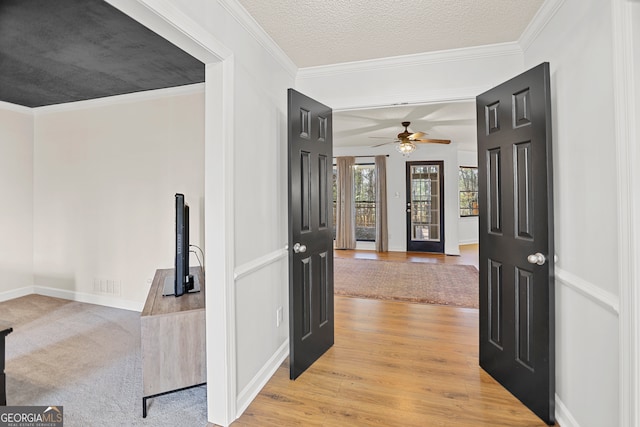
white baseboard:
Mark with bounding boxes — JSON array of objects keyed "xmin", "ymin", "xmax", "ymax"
[
  {"xmin": 0, "ymin": 285, "xmax": 143, "ymax": 312},
  {"xmin": 235, "ymin": 339, "xmax": 289, "ymax": 419},
  {"xmin": 354, "ymin": 241, "xmax": 376, "ymax": 251},
  {"xmin": 555, "ymin": 394, "xmax": 580, "ymax": 427},
  {"xmin": 33, "ymin": 286, "xmax": 144, "ymax": 312},
  {"xmin": 0, "ymin": 286, "xmax": 36, "ymax": 302},
  {"xmin": 458, "ymin": 239, "xmax": 479, "ymax": 245}
]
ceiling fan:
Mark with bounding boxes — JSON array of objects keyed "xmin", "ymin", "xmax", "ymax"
[{"xmin": 371, "ymin": 121, "xmax": 451, "ymax": 154}]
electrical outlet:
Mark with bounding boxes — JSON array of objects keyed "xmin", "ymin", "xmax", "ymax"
[{"xmin": 276, "ymin": 306, "xmax": 283, "ymax": 327}]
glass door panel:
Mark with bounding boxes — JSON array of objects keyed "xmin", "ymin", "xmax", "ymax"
[{"xmin": 406, "ymin": 161, "xmax": 445, "ymax": 253}]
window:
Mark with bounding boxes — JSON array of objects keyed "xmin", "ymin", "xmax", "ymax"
[
  {"xmin": 353, "ymin": 164, "xmax": 376, "ymax": 241},
  {"xmin": 459, "ymin": 166, "xmax": 479, "ymax": 217},
  {"xmin": 332, "ymin": 162, "xmax": 377, "ymax": 241}
]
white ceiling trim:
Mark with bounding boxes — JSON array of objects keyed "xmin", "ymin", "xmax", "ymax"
[
  {"xmin": 217, "ymin": 0, "xmax": 298, "ymax": 77},
  {"xmin": 297, "ymin": 42, "xmax": 522, "ymax": 79},
  {"xmin": 519, "ymin": 0, "xmax": 567, "ymax": 53},
  {"xmin": 331, "ymin": 86, "xmax": 486, "ymax": 113},
  {"xmin": 0, "ymin": 100, "xmax": 33, "ymax": 114},
  {"xmin": 32, "ymin": 83, "xmax": 206, "ymax": 115}
]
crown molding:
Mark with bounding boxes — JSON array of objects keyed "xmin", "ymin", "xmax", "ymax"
[
  {"xmin": 297, "ymin": 42, "xmax": 523, "ymax": 79},
  {"xmin": 519, "ymin": 0, "xmax": 567, "ymax": 53},
  {"xmin": 330, "ymin": 87, "xmax": 483, "ymax": 113},
  {"xmin": 216, "ymin": 0, "xmax": 298, "ymax": 78},
  {"xmin": 0, "ymin": 100, "xmax": 34, "ymax": 115},
  {"xmin": 32, "ymin": 83, "xmax": 205, "ymax": 115}
]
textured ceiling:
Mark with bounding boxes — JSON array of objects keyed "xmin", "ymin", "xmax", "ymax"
[
  {"xmin": 235, "ymin": 0, "xmax": 545, "ymax": 151},
  {"xmin": 0, "ymin": 0, "xmax": 204, "ymax": 108},
  {"xmin": 236, "ymin": 0, "xmax": 545, "ymax": 68}
]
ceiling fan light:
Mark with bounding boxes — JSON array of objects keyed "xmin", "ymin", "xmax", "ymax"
[{"xmin": 396, "ymin": 140, "xmax": 416, "ymax": 155}]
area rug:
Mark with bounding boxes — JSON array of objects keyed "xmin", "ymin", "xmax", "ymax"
[{"xmin": 334, "ymin": 258, "xmax": 479, "ymax": 308}]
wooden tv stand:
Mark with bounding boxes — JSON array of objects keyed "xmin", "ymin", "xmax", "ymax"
[{"xmin": 141, "ymin": 267, "xmax": 206, "ymax": 417}]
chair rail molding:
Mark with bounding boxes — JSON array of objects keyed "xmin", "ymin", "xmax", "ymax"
[
  {"xmin": 555, "ymin": 267, "xmax": 619, "ymax": 315},
  {"xmin": 234, "ymin": 247, "xmax": 289, "ymax": 282}
]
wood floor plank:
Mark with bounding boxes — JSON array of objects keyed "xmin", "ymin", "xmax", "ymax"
[
  {"xmin": 232, "ymin": 246, "xmax": 551, "ymax": 426},
  {"xmin": 234, "ymin": 295, "xmax": 549, "ymax": 426}
]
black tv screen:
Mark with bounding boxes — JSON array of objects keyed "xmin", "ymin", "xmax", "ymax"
[{"xmin": 174, "ymin": 193, "xmax": 193, "ymax": 296}]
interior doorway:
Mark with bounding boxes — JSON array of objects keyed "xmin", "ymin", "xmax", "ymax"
[{"xmin": 107, "ymin": 4, "xmax": 236, "ymax": 425}]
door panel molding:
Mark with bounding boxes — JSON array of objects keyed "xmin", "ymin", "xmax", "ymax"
[
  {"xmin": 476, "ymin": 62, "xmax": 555, "ymax": 424},
  {"xmin": 487, "ymin": 148, "xmax": 502, "ymax": 235}
]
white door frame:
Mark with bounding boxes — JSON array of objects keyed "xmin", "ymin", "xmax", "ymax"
[{"xmin": 612, "ymin": 0, "xmax": 639, "ymax": 426}]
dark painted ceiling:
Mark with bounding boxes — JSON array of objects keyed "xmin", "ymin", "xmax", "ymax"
[{"xmin": 0, "ymin": 0, "xmax": 205, "ymax": 108}]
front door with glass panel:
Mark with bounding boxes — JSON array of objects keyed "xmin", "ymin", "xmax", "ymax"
[{"xmin": 406, "ymin": 161, "xmax": 444, "ymax": 253}]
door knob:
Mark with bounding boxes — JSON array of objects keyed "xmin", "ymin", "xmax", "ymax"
[
  {"xmin": 527, "ymin": 252, "xmax": 546, "ymax": 266},
  {"xmin": 293, "ymin": 243, "xmax": 307, "ymax": 254}
]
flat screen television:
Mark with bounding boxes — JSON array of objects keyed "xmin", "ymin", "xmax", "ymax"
[{"xmin": 163, "ymin": 193, "xmax": 199, "ymax": 297}]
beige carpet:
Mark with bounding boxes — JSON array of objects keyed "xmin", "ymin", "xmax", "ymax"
[
  {"xmin": 0, "ymin": 294, "xmax": 207, "ymax": 427},
  {"xmin": 334, "ymin": 258, "xmax": 479, "ymax": 308}
]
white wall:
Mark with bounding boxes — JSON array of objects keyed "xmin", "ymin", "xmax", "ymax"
[
  {"xmin": 231, "ymin": 62, "xmax": 290, "ymax": 400},
  {"xmin": 523, "ymin": 0, "xmax": 620, "ymax": 425},
  {"xmin": 0, "ymin": 103, "xmax": 34, "ymax": 297},
  {"xmin": 32, "ymin": 87, "xmax": 205, "ymax": 307}
]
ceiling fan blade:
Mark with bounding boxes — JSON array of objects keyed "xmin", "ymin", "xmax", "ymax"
[
  {"xmin": 414, "ymin": 138, "xmax": 451, "ymax": 144},
  {"xmin": 371, "ymin": 141, "xmax": 397, "ymax": 147},
  {"xmin": 409, "ymin": 131, "xmax": 426, "ymax": 139}
]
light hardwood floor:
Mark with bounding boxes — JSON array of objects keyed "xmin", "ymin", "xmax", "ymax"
[
  {"xmin": 229, "ymin": 245, "xmax": 549, "ymax": 426},
  {"xmin": 334, "ymin": 244, "xmax": 480, "ymax": 269}
]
